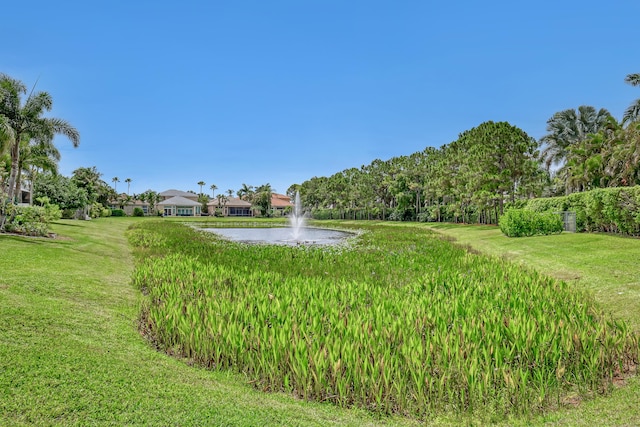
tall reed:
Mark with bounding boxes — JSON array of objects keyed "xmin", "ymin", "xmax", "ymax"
[{"xmin": 129, "ymin": 221, "xmax": 638, "ymax": 417}]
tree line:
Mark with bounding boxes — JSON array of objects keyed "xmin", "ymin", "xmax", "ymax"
[
  {"xmin": 193, "ymin": 182, "xmax": 279, "ymax": 217},
  {"xmin": 0, "ymin": 73, "xmax": 80, "ymax": 229},
  {"xmin": 291, "ymin": 73, "xmax": 640, "ymax": 224},
  {"xmin": 3, "ymin": 71, "xmax": 639, "ymax": 229}
]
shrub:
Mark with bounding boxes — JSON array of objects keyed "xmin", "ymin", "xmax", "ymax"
[
  {"xmin": 499, "ymin": 208, "xmax": 563, "ymax": 237},
  {"xmin": 111, "ymin": 209, "xmax": 125, "ymax": 217},
  {"xmin": 416, "ymin": 211, "xmax": 432, "ymax": 222},
  {"xmin": 388, "ymin": 209, "xmax": 404, "ymax": 221},
  {"xmin": 3, "ymin": 197, "xmax": 62, "ymax": 236},
  {"xmin": 133, "ymin": 207, "xmax": 144, "ymax": 217},
  {"xmin": 62, "ymin": 208, "xmax": 76, "ymax": 219},
  {"xmin": 88, "ymin": 202, "xmax": 105, "ymax": 219},
  {"xmin": 524, "ymin": 186, "xmax": 640, "ymax": 235},
  {"xmin": 101, "ymin": 208, "xmax": 111, "ymax": 217}
]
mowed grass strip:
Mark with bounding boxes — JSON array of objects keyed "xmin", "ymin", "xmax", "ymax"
[
  {"xmin": 130, "ymin": 220, "xmax": 638, "ymax": 419},
  {"xmin": 0, "ymin": 218, "xmax": 406, "ymax": 426}
]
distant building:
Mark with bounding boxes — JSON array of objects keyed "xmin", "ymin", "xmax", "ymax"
[
  {"xmin": 18, "ymin": 180, "xmax": 31, "ymax": 206},
  {"xmin": 157, "ymin": 189, "xmax": 202, "ymax": 216},
  {"xmin": 208, "ymin": 197, "xmax": 255, "ymax": 217},
  {"xmin": 270, "ymin": 193, "xmax": 293, "ymax": 215},
  {"xmin": 108, "ymin": 194, "xmax": 151, "ymax": 216},
  {"xmin": 106, "ymin": 189, "xmax": 294, "ymax": 217}
]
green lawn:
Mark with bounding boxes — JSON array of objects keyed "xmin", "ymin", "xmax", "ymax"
[
  {"xmin": 0, "ymin": 218, "xmax": 409, "ymax": 426},
  {"xmin": 1, "ymin": 218, "xmax": 638, "ymax": 426}
]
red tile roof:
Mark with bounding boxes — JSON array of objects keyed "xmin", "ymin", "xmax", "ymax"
[{"xmin": 271, "ymin": 193, "xmax": 293, "ymax": 208}]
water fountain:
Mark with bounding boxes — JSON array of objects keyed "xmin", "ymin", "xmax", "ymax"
[
  {"xmin": 288, "ymin": 191, "xmax": 306, "ymax": 241},
  {"xmin": 200, "ymin": 191, "xmax": 352, "ymax": 245}
]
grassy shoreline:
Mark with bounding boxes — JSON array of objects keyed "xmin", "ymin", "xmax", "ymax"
[
  {"xmin": 1, "ymin": 217, "xmax": 638, "ymax": 426},
  {"xmin": 0, "ymin": 218, "xmax": 402, "ymax": 426}
]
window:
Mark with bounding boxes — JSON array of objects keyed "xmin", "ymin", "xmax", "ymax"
[{"xmin": 176, "ymin": 207, "xmax": 193, "ymax": 216}]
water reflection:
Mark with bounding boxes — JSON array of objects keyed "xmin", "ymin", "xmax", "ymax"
[{"xmin": 202, "ymin": 227, "xmax": 351, "ymax": 246}]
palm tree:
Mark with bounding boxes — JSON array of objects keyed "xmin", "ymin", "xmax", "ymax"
[
  {"xmin": 540, "ymin": 105, "xmax": 612, "ymax": 172},
  {"xmin": 17, "ymin": 134, "xmax": 61, "ymax": 204},
  {"xmin": 226, "ymin": 189, "xmax": 233, "ymax": 197},
  {"xmin": 140, "ymin": 189, "xmax": 160, "ymax": 215},
  {"xmin": 623, "ymin": 73, "xmax": 640, "ymax": 124},
  {"xmin": 253, "ymin": 183, "xmax": 273, "ymax": 216},
  {"xmin": 112, "ymin": 177, "xmax": 119, "ymax": 193},
  {"xmin": 0, "ymin": 114, "xmax": 14, "ymax": 157},
  {"xmin": 209, "ymin": 183, "xmax": 217, "ymax": 198},
  {"xmin": 565, "ymin": 132, "xmax": 609, "ymax": 192},
  {"xmin": 0, "ymin": 73, "xmax": 79, "ymax": 205},
  {"xmin": 604, "ymin": 120, "xmax": 640, "ymax": 186},
  {"xmin": 215, "ymin": 194, "xmax": 228, "ymax": 215},
  {"xmin": 237, "ymin": 183, "xmax": 254, "ymax": 201},
  {"xmin": 73, "ymin": 167, "xmax": 111, "ymax": 206},
  {"xmin": 125, "ymin": 178, "xmax": 132, "ymax": 195},
  {"xmin": 197, "ymin": 181, "xmax": 206, "ymax": 195}
]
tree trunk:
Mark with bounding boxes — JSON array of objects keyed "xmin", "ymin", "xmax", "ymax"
[
  {"xmin": 13, "ymin": 167, "xmax": 22, "ymax": 204},
  {"xmin": 6, "ymin": 133, "xmax": 21, "ymax": 204}
]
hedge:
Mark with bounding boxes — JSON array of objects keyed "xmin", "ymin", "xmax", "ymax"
[
  {"xmin": 524, "ymin": 186, "xmax": 640, "ymax": 236},
  {"xmin": 499, "ymin": 209, "xmax": 563, "ymax": 237}
]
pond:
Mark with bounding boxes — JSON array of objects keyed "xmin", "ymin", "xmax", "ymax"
[{"xmin": 201, "ymin": 226, "xmax": 353, "ymax": 246}]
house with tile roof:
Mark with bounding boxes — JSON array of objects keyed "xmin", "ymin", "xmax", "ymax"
[
  {"xmin": 157, "ymin": 189, "xmax": 202, "ymax": 216},
  {"xmin": 270, "ymin": 193, "xmax": 293, "ymax": 215},
  {"xmin": 208, "ymin": 197, "xmax": 255, "ymax": 217},
  {"xmin": 107, "ymin": 194, "xmax": 151, "ymax": 216},
  {"xmin": 206, "ymin": 193, "xmax": 293, "ymax": 217}
]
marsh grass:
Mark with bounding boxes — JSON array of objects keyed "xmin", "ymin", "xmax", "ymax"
[
  {"xmin": 0, "ymin": 218, "xmax": 401, "ymax": 426},
  {"xmin": 3, "ymin": 217, "xmax": 640, "ymax": 426},
  {"xmin": 425, "ymin": 223, "xmax": 640, "ymax": 333},
  {"xmin": 130, "ymin": 220, "xmax": 638, "ymax": 418}
]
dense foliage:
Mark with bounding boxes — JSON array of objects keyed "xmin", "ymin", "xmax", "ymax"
[
  {"xmin": 1, "ymin": 196, "xmax": 61, "ymax": 236},
  {"xmin": 523, "ymin": 186, "xmax": 640, "ymax": 235},
  {"xmin": 33, "ymin": 173, "xmax": 89, "ymax": 211},
  {"xmin": 129, "ymin": 221, "xmax": 638, "ymax": 417},
  {"xmin": 499, "ymin": 209, "xmax": 563, "ymax": 237},
  {"xmin": 0, "ymin": 73, "xmax": 79, "ymax": 230},
  {"xmin": 290, "ymin": 75, "xmax": 640, "ymax": 226},
  {"xmin": 294, "ymin": 121, "xmax": 544, "ymax": 224}
]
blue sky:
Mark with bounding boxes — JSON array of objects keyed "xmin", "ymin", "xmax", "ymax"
[{"xmin": 2, "ymin": 1, "xmax": 639, "ymax": 197}]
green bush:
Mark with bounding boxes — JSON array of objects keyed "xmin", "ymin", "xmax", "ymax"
[
  {"xmin": 416, "ymin": 211, "xmax": 432, "ymax": 222},
  {"xmin": 61, "ymin": 208, "xmax": 76, "ymax": 219},
  {"xmin": 88, "ymin": 202, "xmax": 105, "ymax": 219},
  {"xmin": 3, "ymin": 197, "xmax": 62, "ymax": 236},
  {"xmin": 524, "ymin": 186, "xmax": 640, "ymax": 235},
  {"xmin": 133, "ymin": 207, "xmax": 144, "ymax": 217},
  {"xmin": 111, "ymin": 209, "xmax": 125, "ymax": 217},
  {"xmin": 499, "ymin": 209, "xmax": 563, "ymax": 237},
  {"xmin": 101, "ymin": 208, "xmax": 111, "ymax": 217}
]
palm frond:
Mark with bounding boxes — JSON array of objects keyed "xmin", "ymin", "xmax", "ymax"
[
  {"xmin": 623, "ymin": 99, "xmax": 640, "ymax": 125},
  {"xmin": 625, "ymin": 73, "xmax": 640, "ymax": 87},
  {"xmin": 45, "ymin": 117, "xmax": 80, "ymax": 147},
  {"xmin": 23, "ymin": 91, "xmax": 53, "ymax": 118}
]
